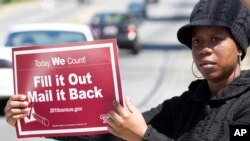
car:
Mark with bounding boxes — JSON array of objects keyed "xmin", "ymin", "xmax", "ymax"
[
  {"xmin": 145, "ymin": 0, "xmax": 159, "ymax": 4},
  {"xmin": 77, "ymin": 0, "xmax": 91, "ymax": 4},
  {"xmin": 4, "ymin": 23, "xmax": 94, "ymax": 47},
  {"xmin": 90, "ymin": 12, "xmax": 141, "ymax": 54},
  {"xmin": 0, "ymin": 23, "xmax": 94, "ymax": 115},
  {"xmin": 127, "ymin": 2, "xmax": 147, "ymax": 19}
]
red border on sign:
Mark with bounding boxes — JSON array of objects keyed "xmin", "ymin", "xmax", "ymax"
[{"xmin": 12, "ymin": 39, "xmax": 123, "ymax": 138}]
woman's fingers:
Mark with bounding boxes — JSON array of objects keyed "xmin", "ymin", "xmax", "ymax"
[
  {"xmin": 5, "ymin": 95, "xmax": 27, "ymax": 110},
  {"xmin": 125, "ymin": 97, "xmax": 137, "ymax": 113},
  {"xmin": 9, "ymin": 95, "xmax": 26, "ymax": 104},
  {"xmin": 11, "ymin": 100, "xmax": 29, "ymax": 108},
  {"xmin": 4, "ymin": 100, "xmax": 29, "ymax": 115},
  {"xmin": 6, "ymin": 108, "xmax": 30, "ymax": 122},
  {"xmin": 107, "ymin": 114, "xmax": 120, "ymax": 132},
  {"xmin": 4, "ymin": 95, "xmax": 30, "ymax": 127},
  {"xmin": 113, "ymin": 100, "xmax": 131, "ymax": 118},
  {"xmin": 107, "ymin": 125, "xmax": 119, "ymax": 137},
  {"xmin": 9, "ymin": 107, "xmax": 30, "ymax": 116},
  {"xmin": 108, "ymin": 98, "xmax": 147, "ymax": 141},
  {"xmin": 108, "ymin": 111, "xmax": 122, "ymax": 129},
  {"xmin": 107, "ymin": 110, "xmax": 129, "ymax": 141}
]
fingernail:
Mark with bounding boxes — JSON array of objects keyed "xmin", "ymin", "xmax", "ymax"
[
  {"xmin": 20, "ymin": 95, "xmax": 26, "ymax": 100},
  {"xmin": 23, "ymin": 101, "xmax": 29, "ymax": 106},
  {"xmin": 25, "ymin": 107, "xmax": 31, "ymax": 112}
]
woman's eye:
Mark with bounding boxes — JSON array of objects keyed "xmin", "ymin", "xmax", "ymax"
[
  {"xmin": 211, "ymin": 38, "xmax": 218, "ymax": 42},
  {"xmin": 192, "ymin": 39, "xmax": 200, "ymax": 46},
  {"xmin": 210, "ymin": 37, "xmax": 223, "ymax": 45}
]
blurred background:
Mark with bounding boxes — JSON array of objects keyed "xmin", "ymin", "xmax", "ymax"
[{"xmin": 0, "ymin": 0, "xmax": 250, "ymax": 140}]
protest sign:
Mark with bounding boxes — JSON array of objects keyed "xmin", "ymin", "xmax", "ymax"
[{"xmin": 12, "ymin": 39, "xmax": 123, "ymax": 138}]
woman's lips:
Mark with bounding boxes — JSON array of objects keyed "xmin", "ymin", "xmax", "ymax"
[{"xmin": 199, "ymin": 60, "xmax": 216, "ymax": 68}]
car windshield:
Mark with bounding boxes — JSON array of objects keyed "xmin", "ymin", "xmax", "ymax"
[
  {"xmin": 129, "ymin": 3, "xmax": 144, "ymax": 10},
  {"xmin": 5, "ymin": 31, "xmax": 87, "ymax": 47},
  {"xmin": 92, "ymin": 13, "xmax": 133, "ymax": 25}
]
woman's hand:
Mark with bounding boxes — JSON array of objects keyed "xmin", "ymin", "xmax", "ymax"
[
  {"xmin": 4, "ymin": 95, "xmax": 30, "ymax": 127},
  {"xmin": 108, "ymin": 97, "xmax": 147, "ymax": 141}
]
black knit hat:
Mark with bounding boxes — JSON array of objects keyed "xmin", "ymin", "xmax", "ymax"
[{"xmin": 177, "ymin": 0, "xmax": 250, "ymax": 59}]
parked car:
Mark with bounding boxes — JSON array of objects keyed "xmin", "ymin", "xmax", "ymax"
[
  {"xmin": 128, "ymin": 2, "xmax": 147, "ymax": 19},
  {"xmin": 90, "ymin": 12, "xmax": 141, "ymax": 54},
  {"xmin": 145, "ymin": 0, "xmax": 159, "ymax": 4},
  {"xmin": 77, "ymin": 0, "xmax": 91, "ymax": 4},
  {"xmin": 0, "ymin": 23, "xmax": 94, "ymax": 115},
  {"xmin": 4, "ymin": 23, "xmax": 94, "ymax": 47}
]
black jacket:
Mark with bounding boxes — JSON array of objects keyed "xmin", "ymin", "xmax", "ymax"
[
  {"xmin": 52, "ymin": 70, "xmax": 250, "ymax": 141},
  {"xmin": 143, "ymin": 70, "xmax": 250, "ymax": 140}
]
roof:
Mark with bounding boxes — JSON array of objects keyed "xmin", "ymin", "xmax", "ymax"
[{"xmin": 8, "ymin": 23, "xmax": 92, "ymax": 33}]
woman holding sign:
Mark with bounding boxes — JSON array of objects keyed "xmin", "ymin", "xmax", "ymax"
[{"xmin": 5, "ymin": 0, "xmax": 250, "ymax": 140}]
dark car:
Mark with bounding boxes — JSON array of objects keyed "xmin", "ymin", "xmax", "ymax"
[
  {"xmin": 128, "ymin": 2, "xmax": 147, "ymax": 19},
  {"xmin": 90, "ymin": 12, "xmax": 141, "ymax": 54},
  {"xmin": 145, "ymin": 0, "xmax": 159, "ymax": 4},
  {"xmin": 77, "ymin": 0, "xmax": 91, "ymax": 4}
]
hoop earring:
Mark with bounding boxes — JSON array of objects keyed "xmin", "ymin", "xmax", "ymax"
[
  {"xmin": 238, "ymin": 55, "xmax": 242, "ymax": 66},
  {"xmin": 238, "ymin": 55, "xmax": 242, "ymax": 71},
  {"xmin": 192, "ymin": 61, "xmax": 203, "ymax": 78}
]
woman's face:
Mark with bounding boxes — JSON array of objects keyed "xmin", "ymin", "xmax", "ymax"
[{"xmin": 192, "ymin": 26, "xmax": 241, "ymax": 82}]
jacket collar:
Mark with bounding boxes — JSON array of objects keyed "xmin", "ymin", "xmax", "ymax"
[{"xmin": 190, "ymin": 70, "xmax": 250, "ymax": 102}]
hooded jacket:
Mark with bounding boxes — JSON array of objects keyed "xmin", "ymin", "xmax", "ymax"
[{"xmin": 143, "ymin": 70, "xmax": 250, "ymax": 141}]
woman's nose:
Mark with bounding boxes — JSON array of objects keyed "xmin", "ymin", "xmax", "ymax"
[{"xmin": 199, "ymin": 46, "xmax": 213, "ymax": 56}]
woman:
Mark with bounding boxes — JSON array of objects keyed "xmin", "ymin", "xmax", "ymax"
[
  {"xmin": 107, "ymin": 0, "xmax": 250, "ymax": 140},
  {"xmin": 5, "ymin": 0, "xmax": 250, "ymax": 140}
]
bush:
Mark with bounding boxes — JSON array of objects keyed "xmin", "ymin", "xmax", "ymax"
[{"xmin": 0, "ymin": 0, "xmax": 22, "ymax": 4}]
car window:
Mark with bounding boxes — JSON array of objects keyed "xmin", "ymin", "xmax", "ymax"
[
  {"xmin": 5, "ymin": 31, "xmax": 87, "ymax": 47},
  {"xmin": 129, "ymin": 3, "xmax": 144, "ymax": 10},
  {"xmin": 92, "ymin": 14, "xmax": 133, "ymax": 25}
]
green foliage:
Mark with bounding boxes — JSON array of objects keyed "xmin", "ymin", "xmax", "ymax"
[{"xmin": 0, "ymin": 0, "xmax": 22, "ymax": 4}]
